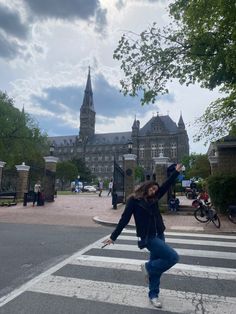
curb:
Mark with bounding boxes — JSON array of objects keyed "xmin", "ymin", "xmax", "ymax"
[
  {"xmin": 93, "ymin": 216, "xmax": 236, "ymax": 234},
  {"xmin": 93, "ymin": 216, "xmax": 135, "ymax": 228}
]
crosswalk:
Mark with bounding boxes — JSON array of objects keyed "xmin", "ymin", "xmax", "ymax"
[{"xmin": 1, "ymin": 229, "xmax": 236, "ymax": 313}]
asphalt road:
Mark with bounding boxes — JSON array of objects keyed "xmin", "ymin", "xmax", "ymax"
[
  {"xmin": 0, "ymin": 222, "xmax": 112, "ymax": 299},
  {"xmin": 0, "ymin": 224, "xmax": 235, "ymax": 313}
]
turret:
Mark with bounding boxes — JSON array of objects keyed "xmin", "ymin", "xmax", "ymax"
[
  {"xmin": 132, "ymin": 116, "xmax": 140, "ymax": 137},
  {"xmin": 79, "ymin": 67, "xmax": 96, "ymax": 140},
  {"xmin": 178, "ymin": 112, "xmax": 185, "ymax": 129}
]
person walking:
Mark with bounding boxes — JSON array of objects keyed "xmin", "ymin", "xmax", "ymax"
[
  {"xmin": 98, "ymin": 180, "xmax": 103, "ymax": 197},
  {"xmin": 103, "ymin": 164, "xmax": 183, "ymax": 309},
  {"xmin": 107, "ymin": 179, "xmax": 113, "ymax": 196},
  {"xmin": 33, "ymin": 180, "xmax": 41, "ymax": 207}
]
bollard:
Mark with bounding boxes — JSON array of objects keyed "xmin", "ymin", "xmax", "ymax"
[{"xmin": 23, "ymin": 192, "xmax": 28, "ymax": 206}]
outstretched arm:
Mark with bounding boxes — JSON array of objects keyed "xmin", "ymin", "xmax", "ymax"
[
  {"xmin": 157, "ymin": 164, "xmax": 183, "ymax": 199},
  {"xmin": 103, "ymin": 198, "xmax": 134, "ymax": 245}
]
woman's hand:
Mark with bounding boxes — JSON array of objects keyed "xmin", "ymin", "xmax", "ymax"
[
  {"xmin": 102, "ymin": 238, "xmax": 114, "ymax": 248},
  {"xmin": 175, "ymin": 163, "xmax": 183, "ymax": 172}
]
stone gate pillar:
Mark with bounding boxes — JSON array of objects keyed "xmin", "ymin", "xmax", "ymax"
[
  {"xmin": 43, "ymin": 156, "xmax": 58, "ymax": 202},
  {"xmin": 153, "ymin": 155, "xmax": 170, "ymax": 205},
  {"xmin": 208, "ymin": 154, "xmax": 218, "ymax": 175},
  {"xmin": 15, "ymin": 162, "xmax": 30, "ymax": 200},
  {"xmin": 0, "ymin": 161, "xmax": 6, "ymax": 191},
  {"xmin": 123, "ymin": 153, "xmax": 137, "ymax": 202}
]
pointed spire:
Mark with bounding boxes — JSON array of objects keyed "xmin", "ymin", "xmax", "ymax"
[
  {"xmin": 82, "ymin": 66, "xmax": 94, "ymax": 111},
  {"xmin": 178, "ymin": 112, "xmax": 185, "ymax": 129},
  {"xmin": 132, "ymin": 115, "xmax": 137, "ymax": 128}
]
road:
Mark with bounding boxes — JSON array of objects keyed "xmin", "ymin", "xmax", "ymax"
[{"xmin": 0, "ymin": 226, "xmax": 235, "ymax": 313}]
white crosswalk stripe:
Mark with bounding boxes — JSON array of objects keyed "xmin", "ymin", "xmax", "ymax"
[{"xmin": 1, "ymin": 230, "xmax": 236, "ymax": 313}]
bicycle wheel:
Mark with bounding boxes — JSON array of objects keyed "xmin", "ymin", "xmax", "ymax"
[
  {"xmin": 212, "ymin": 214, "xmax": 221, "ymax": 228},
  {"xmin": 194, "ymin": 208, "xmax": 209, "ymax": 223},
  {"xmin": 228, "ymin": 206, "xmax": 236, "ymax": 224}
]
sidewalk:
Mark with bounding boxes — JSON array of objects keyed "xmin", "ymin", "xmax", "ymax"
[
  {"xmin": 0, "ymin": 194, "xmax": 235, "ymax": 234},
  {"xmin": 93, "ymin": 195, "xmax": 236, "ymax": 234}
]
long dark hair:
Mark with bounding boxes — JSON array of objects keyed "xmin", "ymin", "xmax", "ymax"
[{"xmin": 130, "ymin": 180, "xmax": 159, "ymax": 200}]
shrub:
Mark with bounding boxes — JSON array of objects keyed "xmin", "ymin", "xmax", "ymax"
[{"xmin": 207, "ymin": 175, "xmax": 236, "ymax": 213}]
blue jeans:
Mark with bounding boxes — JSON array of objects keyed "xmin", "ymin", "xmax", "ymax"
[{"xmin": 145, "ymin": 234, "xmax": 179, "ymax": 299}]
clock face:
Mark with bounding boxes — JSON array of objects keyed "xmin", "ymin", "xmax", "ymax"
[{"xmin": 126, "ymin": 168, "xmax": 133, "ymax": 176}]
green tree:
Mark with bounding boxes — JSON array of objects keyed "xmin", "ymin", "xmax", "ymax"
[
  {"xmin": 135, "ymin": 165, "xmax": 145, "ymax": 183},
  {"xmin": 181, "ymin": 154, "xmax": 211, "ymax": 179},
  {"xmin": 71, "ymin": 158, "xmax": 94, "ymax": 183},
  {"xmin": 56, "ymin": 161, "xmax": 78, "ymax": 190},
  {"xmin": 0, "ymin": 91, "xmax": 48, "ymax": 168},
  {"xmin": 113, "ymin": 0, "xmax": 236, "ymax": 142}
]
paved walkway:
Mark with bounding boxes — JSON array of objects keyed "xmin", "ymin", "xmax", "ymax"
[{"xmin": 0, "ymin": 194, "xmax": 235, "ymax": 234}]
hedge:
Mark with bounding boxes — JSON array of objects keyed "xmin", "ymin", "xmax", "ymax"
[{"xmin": 207, "ymin": 175, "xmax": 236, "ymax": 213}]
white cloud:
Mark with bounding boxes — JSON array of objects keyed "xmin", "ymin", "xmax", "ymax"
[{"xmin": 0, "ymin": 0, "xmax": 220, "ymax": 154}]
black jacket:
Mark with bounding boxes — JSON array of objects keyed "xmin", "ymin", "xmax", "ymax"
[{"xmin": 110, "ymin": 170, "xmax": 179, "ymax": 241}]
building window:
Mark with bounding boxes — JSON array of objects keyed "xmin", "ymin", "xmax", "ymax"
[
  {"xmin": 118, "ymin": 155, "xmax": 123, "ymax": 161},
  {"xmin": 105, "ymin": 156, "xmax": 109, "ymax": 161},
  {"xmin": 85, "ymin": 156, "xmax": 90, "ymax": 161},
  {"xmin": 71, "ymin": 149, "xmax": 74, "ymax": 153},
  {"xmin": 151, "ymin": 143, "xmax": 158, "ymax": 158},
  {"xmin": 98, "ymin": 165, "xmax": 102, "ymax": 172},
  {"xmin": 139, "ymin": 144, "xmax": 145, "ymax": 159},
  {"xmin": 151, "ymin": 150, "xmax": 158, "ymax": 158},
  {"xmin": 98, "ymin": 156, "xmax": 102, "ymax": 161},
  {"xmin": 140, "ymin": 150, "xmax": 144, "ymax": 159},
  {"xmin": 158, "ymin": 143, "xmax": 164, "ymax": 156},
  {"xmin": 171, "ymin": 143, "xmax": 177, "ymax": 158}
]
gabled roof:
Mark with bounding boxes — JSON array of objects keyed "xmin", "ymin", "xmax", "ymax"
[{"xmin": 139, "ymin": 115, "xmax": 178, "ymax": 136}]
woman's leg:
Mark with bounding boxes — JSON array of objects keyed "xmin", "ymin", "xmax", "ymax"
[{"xmin": 146, "ymin": 234, "xmax": 179, "ymax": 299}]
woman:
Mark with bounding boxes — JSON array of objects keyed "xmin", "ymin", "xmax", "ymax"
[{"xmin": 103, "ymin": 164, "xmax": 183, "ymax": 309}]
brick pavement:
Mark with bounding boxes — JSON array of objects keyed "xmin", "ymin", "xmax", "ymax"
[{"xmin": 0, "ymin": 194, "xmax": 235, "ymax": 233}]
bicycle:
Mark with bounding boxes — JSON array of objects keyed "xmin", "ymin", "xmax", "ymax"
[
  {"xmin": 192, "ymin": 199, "xmax": 221, "ymax": 229},
  {"xmin": 227, "ymin": 205, "xmax": 236, "ymax": 224}
]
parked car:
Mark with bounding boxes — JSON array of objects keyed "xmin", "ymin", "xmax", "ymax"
[{"xmin": 83, "ymin": 185, "xmax": 97, "ymax": 192}]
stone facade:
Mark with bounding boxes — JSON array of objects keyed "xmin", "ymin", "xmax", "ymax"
[
  {"xmin": 208, "ymin": 136, "xmax": 236, "ymax": 175},
  {"xmin": 49, "ymin": 69, "xmax": 189, "ymax": 180}
]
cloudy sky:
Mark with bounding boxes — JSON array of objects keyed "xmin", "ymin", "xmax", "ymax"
[{"xmin": 0, "ymin": 0, "xmax": 220, "ymax": 153}]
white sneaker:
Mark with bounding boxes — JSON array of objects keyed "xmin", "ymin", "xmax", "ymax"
[
  {"xmin": 141, "ymin": 263, "xmax": 149, "ymax": 284},
  {"xmin": 150, "ymin": 297, "xmax": 162, "ymax": 308}
]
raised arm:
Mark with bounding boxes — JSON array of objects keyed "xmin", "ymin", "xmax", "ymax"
[{"xmin": 157, "ymin": 164, "xmax": 182, "ymax": 199}]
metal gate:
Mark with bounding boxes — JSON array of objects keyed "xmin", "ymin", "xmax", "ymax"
[
  {"xmin": 1, "ymin": 167, "xmax": 17, "ymax": 192},
  {"xmin": 113, "ymin": 160, "xmax": 125, "ymax": 204}
]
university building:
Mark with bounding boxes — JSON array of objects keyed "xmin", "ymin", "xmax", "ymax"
[{"xmin": 49, "ymin": 69, "xmax": 189, "ymax": 179}]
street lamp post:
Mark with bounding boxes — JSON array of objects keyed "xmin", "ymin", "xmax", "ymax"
[
  {"xmin": 127, "ymin": 139, "xmax": 133, "ymax": 154},
  {"xmin": 50, "ymin": 144, "xmax": 55, "ymax": 156}
]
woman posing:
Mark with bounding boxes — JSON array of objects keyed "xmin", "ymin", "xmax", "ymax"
[{"xmin": 103, "ymin": 164, "xmax": 183, "ymax": 309}]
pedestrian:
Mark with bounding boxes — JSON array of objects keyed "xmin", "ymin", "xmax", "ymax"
[
  {"xmin": 107, "ymin": 179, "xmax": 113, "ymax": 196},
  {"xmin": 103, "ymin": 164, "xmax": 183, "ymax": 309},
  {"xmin": 98, "ymin": 180, "xmax": 103, "ymax": 197},
  {"xmin": 33, "ymin": 180, "xmax": 41, "ymax": 207},
  {"xmin": 111, "ymin": 181, "xmax": 118, "ymax": 209}
]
